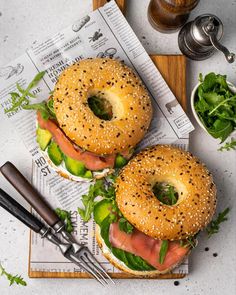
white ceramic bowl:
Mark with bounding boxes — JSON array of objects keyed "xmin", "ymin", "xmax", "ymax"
[{"xmin": 190, "ymin": 80, "xmax": 236, "ymax": 136}]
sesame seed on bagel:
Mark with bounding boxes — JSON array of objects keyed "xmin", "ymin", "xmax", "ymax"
[
  {"xmin": 53, "ymin": 58, "xmax": 153, "ymax": 155},
  {"xmin": 115, "ymin": 145, "xmax": 217, "ymax": 241}
]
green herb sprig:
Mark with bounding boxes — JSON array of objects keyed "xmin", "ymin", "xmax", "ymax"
[
  {"xmin": 77, "ymin": 180, "xmax": 109, "ymax": 222},
  {"xmin": 218, "ymin": 138, "xmax": 236, "ymax": 151},
  {"xmin": 5, "ymin": 71, "xmax": 55, "ymax": 120},
  {"xmin": 55, "ymin": 208, "xmax": 74, "ymax": 233},
  {"xmin": 0, "ymin": 263, "xmax": 27, "ymax": 286},
  {"xmin": 159, "ymin": 240, "xmax": 169, "ymax": 264},
  {"xmin": 78, "ymin": 178, "xmax": 134, "ymax": 234},
  {"xmin": 206, "ymin": 207, "xmax": 230, "ymax": 238},
  {"xmin": 5, "ymin": 71, "xmax": 45, "ymax": 113},
  {"xmin": 77, "ymin": 178, "xmax": 119, "ymax": 223}
]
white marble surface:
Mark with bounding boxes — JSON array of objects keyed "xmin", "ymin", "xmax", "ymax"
[{"xmin": 0, "ymin": 0, "xmax": 236, "ymax": 294}]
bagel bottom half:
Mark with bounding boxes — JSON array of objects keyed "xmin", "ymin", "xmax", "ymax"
[{"xmin": 95, "ymin": 225, "xmax": 190, "ymax": 276}]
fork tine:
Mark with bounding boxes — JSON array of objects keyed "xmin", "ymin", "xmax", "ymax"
[
  {"xmin": 84, "ymin": 251, "xmax": 115, "ymax": 285},
  {"xmin": 79, "ymin": 254, "xmax": 109, "ymax": 285},
  {"xmin": 68, "ymin": 253, "xmax": 107, "ymax": 286}
]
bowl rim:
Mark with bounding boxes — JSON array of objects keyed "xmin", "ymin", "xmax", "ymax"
[{"xmin": 190, "ymin": 80, "xmax": 236, "ymax": 135}]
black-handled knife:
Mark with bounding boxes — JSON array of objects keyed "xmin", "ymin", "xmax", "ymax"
[
  {"xmin": 0, "ymin": 188, "xmax": 44, "ymax": 233},
  {"xmin": 0, "ymin": 187, "xmax": 107, "ymax": 285},
  {"xmin": 0, "ymin": 162, "xmax": 78, "ymax": 247},
  {"xmin": 0, "ymin": 162, "xmax": 59, "ymax": 227}
]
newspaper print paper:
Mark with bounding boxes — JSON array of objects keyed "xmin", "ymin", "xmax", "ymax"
[{"xmin": 0, "ymin": 1, "xmax": 191, "ymax": 275}]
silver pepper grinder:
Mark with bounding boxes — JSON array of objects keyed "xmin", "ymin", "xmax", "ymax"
[{"xmin": 178, "ymin": 14, "xmax": 235, "ymax": 63}]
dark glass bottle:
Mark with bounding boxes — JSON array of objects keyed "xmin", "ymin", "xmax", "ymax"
[{"xmin": 148, "ymin": 0, "xmax": 200, "ymax": 33}]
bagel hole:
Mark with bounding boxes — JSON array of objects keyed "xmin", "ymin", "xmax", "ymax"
[
  {"xmin": 88, "ymin": 95, "xmax": 113, "ymax": 120},
  {"xmin": 152, "ymin": 182, "xmax": 178, "ymax": 205}
]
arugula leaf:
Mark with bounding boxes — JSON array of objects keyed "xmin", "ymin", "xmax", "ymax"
[
  {"xmin": 208, "ymin": 96, "xmax": 236, "ymax": 116},
  {"xmin": 180, "ymin": 236, "xmax": 197, "ymax": 249},
  {"xmin": 194, "ymin": 73, "xmax": 236, "ymax": 143},
  {"xmin": 118, "ymin": 218, "xmax": 134, "ymax": 234},
  {"xmin": 218, "ymin": 138, "xmax": 236, "ymax": 151},
  {"xmin": 24, "ymin": 101, "xmax": 52, "ymax": 120},
  {"xmin": 198, "ymin": 73, "xmax": 203, "ymax": 83},
  {"xmin": 206, "ymin": 119, "xmax": 233, "ymax": 143},
  {"xmin": 26, "ymin": 71, "xmax": 45, "ymax": 91},
  {"xmin": 22, "ymin": 96, "xmax": 56, "ymax": 121},
  {"xmin": 77, "ymin": 178, "xmax": 131, "ymax": 229},
  {"xmin": 0, "ymin": 263, "xmax": 27, "ymax": 286},
  {"xmin": 203, "ymin": 92, "xmax": 224, "ymax": 105},
  {"xmin": 206, "ymin": 207, "xmax": 230, "ymax": 238},
  {"xmin": 55, "ymin": 208, "xmax": 74, "ymax": 233},
  {"xmin": 77, "ymin": 180, "xmax": 108, "ymax": 222},
  {"xmin": 5, "ymin": 71, "xmax": 45, "ymax": 114},
  {"xmin": 159, "ymin": 240, "xmax": 169, "ymax": 264},
  {"xmin": 88, "ymin": 96, "xmax": 113, "ymax": 120},
  {"xmin": 201, "ymin": 73, "xmax": 218, "ymax": 92},
  {"xmin": 153, "ymin": 183, "xmax": 178, "ymax": 205},
  {"xmin": 46, "ymin": 97, "xmax": 56, "ymax": 117}
]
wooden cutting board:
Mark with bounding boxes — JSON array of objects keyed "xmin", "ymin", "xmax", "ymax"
[{"xmin": 28, "ymin": 0, "xmax": 187, "ymax": 280}]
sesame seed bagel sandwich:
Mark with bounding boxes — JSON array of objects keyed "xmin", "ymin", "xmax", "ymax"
[
  {"xmin": 6, "ymin": 58, "xmax": 153, "ymax": 181},
  {"xmin": 78, "ymin": 145, "xmax": 217, "ymax": 276}
]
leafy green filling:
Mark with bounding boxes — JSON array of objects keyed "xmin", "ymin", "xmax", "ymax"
[
  {"xmin": 88, "ymin": 96, "xmax": 113, "ymax": 120},
  {"xmin": 78, "ymin": 178, "xmax": 155, "ymax": 271},
  {"xmin": 153, "ymin": 183, "xmax": 178, "ymax": 205},
  {"xmin": 77, "ymin": 179, "xmax": 113, "ymax": 221},
  {"xmin": 100, "ymin": 216, "xmax": 155, "ymax": 271},
  {"xmin": 194, "ymin": 72, "xmax": 236, "ymax": 143}
]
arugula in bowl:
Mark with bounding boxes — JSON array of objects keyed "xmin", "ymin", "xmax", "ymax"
[{"xmin": 194, "ymin": 73, "xmax": 236, "ymax": 143}]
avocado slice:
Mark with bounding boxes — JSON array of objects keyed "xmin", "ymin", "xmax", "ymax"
[
  {"xmin": 36, "ymin": 127, "xmax": 52, "ymax": 151},
  {"xmin": 94, "ymin": 200, "xmax": 112, "ymax": 226},
  {"xmin": 47, "ymin": 141, "xmax": 63, "ymax": 166},
  {"xmin": 115, "ymin": 154, "xmax": 127, "ymax": 168},
  {"xmin": 64, "ymin": 156, "xmax": 86, "ymax": 176},
  {"xmin": 83, "ymin": 170, "xmax": 93, "ymax": 179}
]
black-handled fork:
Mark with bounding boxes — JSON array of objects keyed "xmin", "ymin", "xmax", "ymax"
[
  {"xmin": 0, "ymin": 188, "xmax": 107, "ymax": 285},
  {"xmin": 0, "ymin": 162, "xmax": 114, "ymax": 285}
]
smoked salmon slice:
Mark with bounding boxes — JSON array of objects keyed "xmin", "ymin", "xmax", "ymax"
[
  {"xmin": 37, "ymin": 111, "xmax": 116, "ymax": 171},
  {"xmin": 109, "ymin": 222, "xmax": 189, "ymax": 271}
]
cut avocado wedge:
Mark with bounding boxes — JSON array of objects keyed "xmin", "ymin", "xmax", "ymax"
[
  {"xmin": 115, "ymin": 154, "xmax": 127, "ymax": 168},
  {"xmin": 64, "ymin": 156, "xmax": 86, "ymax": 176},
  {"xmin": 47, "ymin": 141, "xmax": 63, "ymax": 166},
  {"xmin": 94, "ymin": 200, "xmax": 112, "ymax": 226},
  {"xmin": 83, "ymin": 170, "xmax": 93, "ymax": 179},
  {"xmin": 37, "ymin": 127, "xmax": 52, "ymax": 151}
]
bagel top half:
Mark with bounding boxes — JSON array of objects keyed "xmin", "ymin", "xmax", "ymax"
[
  {"xmin": 115, "ymin": 145, "xmax": 217, "ymax": 241},
  {"xmin": 53, "ymin": 58, "xmax": 153, "ymax": 155}
]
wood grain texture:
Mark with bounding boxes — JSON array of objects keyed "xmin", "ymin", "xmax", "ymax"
[
  {"xmin": 28, "ymin": 54, "xmax": 187, "ymax": 279},
  {"xmin": 93, "ymin": 0, "xmax": 126, "ymax": 13},
  {"xmin": 29, "ymin": 0, "xmax": 187, "ymax": 280},
  {"xmin": 151, "ymin": 55, "xmax": 187, "ymax": 112}
]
